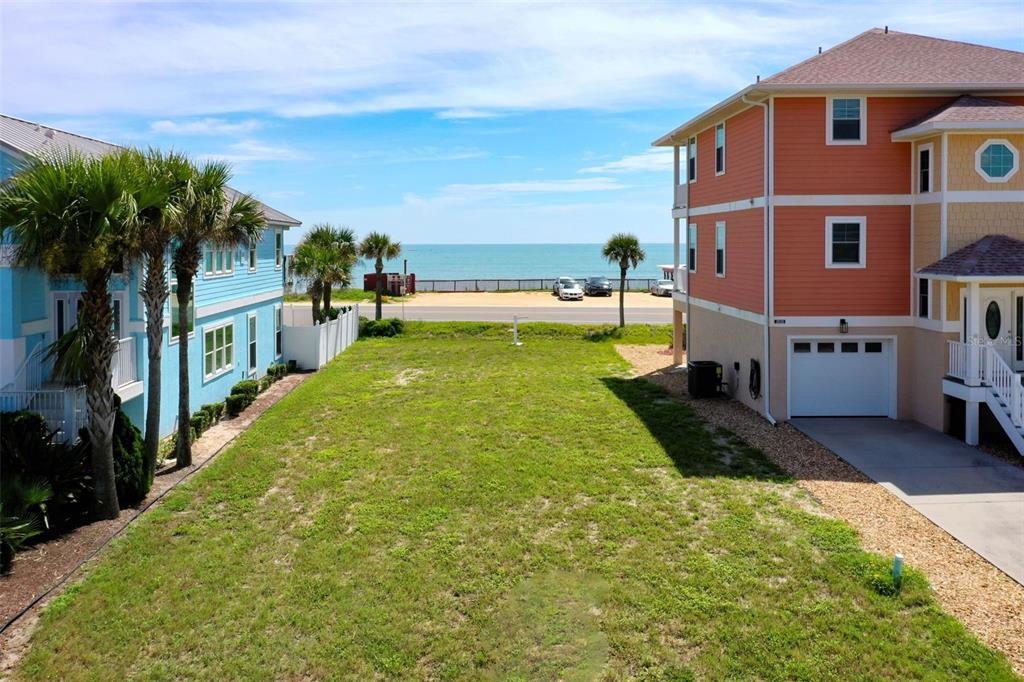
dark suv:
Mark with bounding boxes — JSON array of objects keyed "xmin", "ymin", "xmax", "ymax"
[{"xmin": 584, "ymin": 276, "xmax": 613, "ymax": 296}]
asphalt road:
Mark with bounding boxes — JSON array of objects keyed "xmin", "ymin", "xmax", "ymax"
[{"xmin": 372, "ymin": 304, "xmax": 671, "ymax": 324}]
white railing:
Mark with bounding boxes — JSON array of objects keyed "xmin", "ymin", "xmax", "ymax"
[
  {"xmin": 112, "ymin": 336, "xmax": 137, "ymax": 388},
  {"xmin": 673, "ymin": 184, "xmax": 687, "ymax": 209},
  {"xmin": 673, "ymin": 265, "xmax": 687, "ymax": 293},
  {"xmin": 0, "ymin": 385, "xmax": 87, "ymax": 442},
  {"xmin": 980, "ymin": 345, "xmax": 1024, "ymax": 427},
  {"xmin": 947, "ymin": 340, "xmax": 967, "ymax": 380}
]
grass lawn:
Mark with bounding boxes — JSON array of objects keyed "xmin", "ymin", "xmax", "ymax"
[
  {"xmin": 17, "ymin": 324, "xmax": 1014, "ymax": 680},
  {"xmin": 285, "ymin": 288, "xmax": 404, "ymax": 304}
]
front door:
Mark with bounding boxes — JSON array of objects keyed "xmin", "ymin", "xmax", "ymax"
[{"xmin": 981, "ymin": 290, "xmax": 1013, "ymax": 366}]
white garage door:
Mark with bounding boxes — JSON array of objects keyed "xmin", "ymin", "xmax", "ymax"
[{"xmin": 790, "ymin": 339, "xmax": 893, "ymax": 417}]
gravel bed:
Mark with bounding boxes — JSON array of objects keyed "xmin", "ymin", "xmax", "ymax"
[{"xmin": 616, "ymin": 344, "xmax": 1024, "ymax": 675}]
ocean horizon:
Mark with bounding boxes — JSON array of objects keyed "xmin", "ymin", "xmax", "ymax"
[{"xmin": 286, "ymin": 243, "xmax": 676, "ymax": 281}]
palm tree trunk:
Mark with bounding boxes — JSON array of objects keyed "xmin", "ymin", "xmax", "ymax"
[
  {"xmin": 80, "ymin": 277, "xmax": 120, "ymax": 519},
  {"xmin": 618, "ymin": 267, "xmax": 627, "ymax": 327},
  {"xmin": 323, "ymin": 282, "xmax": 332, "ymax": 315},
  {"xmin": 311, "ymin": 280, "xmax": 323, "ymax": 325},
  {"xmin": 375, "ymin": 259, "xmax": 384, "ymax": 321},
  {"xmin": 141, "ymin": 251, "xmax": 167, "ymax": 481},
  {"xmin": 175, "ymin": 272, "xmax": 193, "ymax": 468}
]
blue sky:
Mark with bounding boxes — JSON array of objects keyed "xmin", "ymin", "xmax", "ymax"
[{"xmin": 2, "ymin": 1, "xmax": 1022, "ymax": 245}]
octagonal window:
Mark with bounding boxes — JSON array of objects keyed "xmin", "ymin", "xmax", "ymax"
[{"xmin": 976, "ymin": 140, "xmax": 1019, "ymax": 183}]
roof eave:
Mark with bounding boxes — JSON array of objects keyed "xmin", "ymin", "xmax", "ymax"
[
  {"xmin": 652, "ymin": 84, "xmax": 761, "ymax": 147},
  {"xmin": 918, "ymin": 272, "xmax": 1024, "ymax": 282},
  {"xmin": 892, "ymin": 120, "xmax": 1024, "ymax": 141},
  {"xmin": 757, "ymin": 82, "xmax": 1024, "ymax": 92}
]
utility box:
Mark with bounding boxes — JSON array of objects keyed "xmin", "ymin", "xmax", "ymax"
[{"xmin": 687, "ymin": 361, "xmax": 722, "ymax": 398}]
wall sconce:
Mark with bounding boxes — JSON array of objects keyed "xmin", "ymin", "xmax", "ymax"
[{"xmin": 839, "ymin": 318, "xmax": 849, "ymax": 334}]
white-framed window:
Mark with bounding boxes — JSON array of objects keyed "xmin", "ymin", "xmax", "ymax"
[
  {"xmin": 687, "ymin": 136, "xmax": 697, "ymax": 183},
  {"xmin": 275, "ymin": 230, "xmax": 283, "ymax": 269},
  {"xmin": 203, "ymin": 321, "xmax": 234, "ymax": 380},
  {"xmin": 715, "ymin": 123, "xmax": 725, "ymax": 175},
  {"xmin": 248, "ymin": 239, "xmax": 258, "ymax": 271},
  {"xmin": 247, "ymin": 313, "xmax": 258, "ymax": 375},
  {"xmin": 169, "ymin": 282, "xmax": 195, "ymax": 344},
  {"xmin": 111, "ymin": 292, "xmax": 127, "ymax": 340},
  {"xmin": 274, "ymin": 304, "xmax": 283, "ymax": 356},
  {"xmin": 826, "ymin": 96, "xmax": 866, "ymax": 145},
  {"xmin": 825, "ymin": 216, "xmax": 866, "ymax": 268},
  {"xmin": 918, "ymin": 278, "xmax": 930, "ymax": 319},
  {"xmin": 918, "ymin": 142, "xmax": 933, "ymax": 193},
  {"xmin": 53, "ymin": 292, "xmax": 81, "ymax": 339},
  {"xmin": 687, "ymin": 223, "xmax": 697, "ymax": 273},
  {"xmin": 204, "ymin": 247, "xmax": 234, "ymax": 277},
  {"xmin": 715, "ymin": 222, "xmax": 726, "ymax": 276},
  {"xmin": 975, "ymin": 139, "xmax": 1019, "ymax": 183}
]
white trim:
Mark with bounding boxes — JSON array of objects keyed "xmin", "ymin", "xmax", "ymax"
[
  {"xmin": 917, "ymin": 142, "xmax": 934, "ymax": 194},
  {"xmin": 715, "ymin": 221, "xmax": 726, "ymax": 277},
  {"xmin": 915, "ymin": 316, "xmax": 960, "ymax": 333},
  {"xmin": 940, "ymin": 133, "xmax": 949, "ymax": 256},
  {"xmin": 975, "ymin": 139, "xmax": 1020, "ymax": 183},
  {"xmin": 786, "ymin": 334, "xmax": 898, "ymax": 420},
  {"xmin": 274, "ymin": 229, "xmax": 283, "ymax": 270},
  {"xmin": 196, "ymin": 289, "xmax": 283, "ymax": 319},
  {"xmin": 274, "ymin": 303, "xmax": 283, "ymax": 358},
  {"xmin": 248, "ymin": 239, "xmax": 258, "ymax": 272},
  {"xmin": 893, "ymin": 121, "xmax": 1024, "ymax": 140},
  {"xmin": 825, "ymin": 216, "xmax": 866, "ymax": 269},
  {"xmin": 917, "ymin": 277, "xmax": 931, "ymax": 319},
  {"xmin": 688, "ymin": 295, "xmax": 765, "ymax": 325},
  {"xmin": 946, "ymin": 190, "xmax": 1024, "ymax": 202},
  {"xmin": 918, "ymin": 273, "xmax": 1024, "ymax": 283},
  {"xmin": 686, "ymin": 223, "xmax": 698, "ymax": 273},
  {"xmin": 246, "ymin": 312, "xmax": 258, "ymax": 376},
  {"xmin": 826, "ymin": 96, "xmax": 867, "ymax": 146},
  {"xmin": 687, "ymin": 135, "xmax": 697, "ymax": 183},
  {"xmin": 715, "ymin": 121, "xmax": 726, "ymax": 176},
  {"xmin": 771, "ymin": 315, "xmax": 912, "ymax": 328},
  {"xmin": 203, "ymin": 246, "xmax": 235, "ymax": 278},
  {"xmin": 774, "ymin": 194, "xmax": 910, "ymax": 206},
  {"xmin": 20, "ymin": 318, "xmax": 49, "ymax": 336},
  {"xmin": 684, "ymin": 196, "xmax": 765, "ymax": 217},
  {"xmin": 116, "ymin": 380, "xmax": 144, "ymax": 403},
  {"xmin": 201, "ymin": 320, "xmax": 235, "ymax": 381}
]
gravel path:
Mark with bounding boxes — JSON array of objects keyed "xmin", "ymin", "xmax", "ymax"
[{"xmin": 616, "ymin": 344, "xmax": 1024, "ymax": 675}]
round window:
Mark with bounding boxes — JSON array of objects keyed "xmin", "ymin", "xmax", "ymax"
[
  {"xmin": 986, "ymin": 301, "xmax": 1002, "ymax": 340},
  {"xmin": 976, "ymin": 140, "xmax": 1019, "ymax": 182}
]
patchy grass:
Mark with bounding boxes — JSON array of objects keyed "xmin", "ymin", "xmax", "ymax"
[
  {"xmin": 285, "ymin": 288, "xmax": 406, "ymax": 304},
  {"xmin": 15, "ymin": 329, "xmax": 1015, "ymax": 680}
]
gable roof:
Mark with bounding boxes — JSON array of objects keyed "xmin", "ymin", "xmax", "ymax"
[
  {"xmin": 919, "ymin": 235, "xmax": 1024, "ymax": 280},
  {"xmin": 654, "ymin": 28, "xmax": 1024, "ymax": 146},
  {"xmin": 0, "ymin": 114, "xmax": 301, "ymax": 227},
  {"xmin": 892, "ymin": 95, "xmax": 1024, "ymax": 138}
]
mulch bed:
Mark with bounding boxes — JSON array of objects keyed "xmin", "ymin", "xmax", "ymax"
[{"xmin": 616, "ymin": 344, "xmax": 1024, "ymax": 675}]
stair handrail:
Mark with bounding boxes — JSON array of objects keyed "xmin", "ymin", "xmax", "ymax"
[
  {"xmin": 981, "ymin": 345, "xmax": 1024, "ymax": 428},
  {"xmin": 1, "ymin": 341, "xmax": 45, "ymax": 391}
]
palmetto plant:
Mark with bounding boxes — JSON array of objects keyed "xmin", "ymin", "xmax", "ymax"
[
  {"xmin": 602, "ymin": 233, "xmax": 646, "ymax": 327},
  {"xmin": 168, "ymin": 160, "xmax": 266, "ymax": 468},
  {"xmin": 0, "ymin": 149, "xmax": 140, "ymax": 519},
  {"xmin": 292, "ymin": 224, "xmax": 357, "ymax": 323},
  {"xmin": 357, "ymin": 232, "xmax": 401, "ymax": 321}
]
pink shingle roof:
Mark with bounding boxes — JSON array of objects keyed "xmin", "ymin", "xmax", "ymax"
[
  {"xmin": 919, "ymin": 236, "xmax": 1024, "ymax": 279},
  {"xmin": 763, "ymin": 29, "xmax": 1024, "ymax": 87},
  {"xmin": 894, "ymin": 95, "xmax": 1024, "ymax": 135}
]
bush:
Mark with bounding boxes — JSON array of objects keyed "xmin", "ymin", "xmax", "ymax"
[
  {"xmin": 231, "ymin": 379, "xmax": 260, "ymax": 399},
  {"xmin": 266, "ymin": 363, "xmax": 288, "ymax": 382},
  {"xmin": 324, "ymin": 306, "xmax": 340, "ymax": 321},
  {"xmin": 200, "ymin": 402, "xmax": 224, "ymax": 422},
  {"xmin": 225, "ymin": 394, "xmax": 251, "ymax": 417},
  {"xmin": 189, "ymin": 412, "xmax": 210, "ymax": 437},
  {"xmin": 259, "ymin": 376, "xmax": 274, "ymax": 393},
  {"xmin": 359, "ymin": 317, "xmax": 405, "ymax": 337},
  {"xmin": 112, "ymin": 405, "xmax": 148, "ymax": 507}
]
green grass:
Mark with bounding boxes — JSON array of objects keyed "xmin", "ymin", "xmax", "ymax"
[
  {"xmin": 16, "ymin": 327, "xmax": 1014, "ymax": 680},
  {"xmin": 285, "ymin": 288, "xmax": 405, "ymax": 304}
]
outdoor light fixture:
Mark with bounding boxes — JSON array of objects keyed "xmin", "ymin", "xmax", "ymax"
[{"xmin": 839, "ymin": 318, "xmax": 849, "ymax": 334}]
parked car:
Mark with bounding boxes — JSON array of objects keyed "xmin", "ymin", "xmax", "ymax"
[
  {"xmin": 555, "ymin": 277, "xmax": 583, "ymax": 300},
  {"xmin": 650, "ymin": 279, "xmax": 673, "ymax": 296},
  {"xmin": 553, "ymin": 276, "xmax": 575, "ymax": 295},
  {"xmin": 584, "ymin": 276, "xmax": 613, "ymax": 296}
]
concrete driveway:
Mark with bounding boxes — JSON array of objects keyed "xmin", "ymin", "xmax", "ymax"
[{"xmin": 791, "ymin": 418, "xmax": 1024, "ymax": 585}]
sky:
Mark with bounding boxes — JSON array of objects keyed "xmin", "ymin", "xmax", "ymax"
[{"xmin": 2, "ymin": 1, "xmax": 1022, "ymax": 245}]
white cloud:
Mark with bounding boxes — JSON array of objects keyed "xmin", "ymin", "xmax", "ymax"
[
  {"xmin": 150, "ymin": 118, "xmax": 262, "ymax": 135},
  {"xmin": 435, "ymin": 109, "xmax": 505, "ymax": 120},
  {"xmin": 4, "ymin": 1, "xmax": 1018, "ymax": 119},
  {"xmin": 200, "ymin": 139, "xmax": 309, "ymax": 164},
  {"xmin": 352, "ymin": 147, "xmax": 490, "ymax": 163},
  {"xmin": 403, "ymin": 177, "xmax": 626, "ymax": 208},
  {"xmin": 580, "ymin": 148, "xmax": 674, "ymax": 174}
]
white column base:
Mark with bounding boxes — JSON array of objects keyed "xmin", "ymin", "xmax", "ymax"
[{"xmin": 965, "ymin": 400, "xmax": 980, "ymax": 446}]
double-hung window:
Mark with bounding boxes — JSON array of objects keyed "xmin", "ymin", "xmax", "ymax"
[
  {"xmin": 249, "ymin": 239, "xmax": 258, "ymax": 271},
  {"xmin": 274, "ymin": 305, "xmax": 283, "ymax": 356},
  {"xmin": 169, "ymin": 282, "xmax": 195, "ymax": 343},
  {"xmin": 715, "ymin": 222, "xmax": 726, "ymax": 276},
  {"xmin": 825, "ymin": 217, "xmax": 866, "ymax": 268},
  {"xmin": 918, "ymin": 278, "xmax": 930, "ymax": 319},
  {"xmin": 275, "ymin": 230, "xmax": 283, "ymax": 269},
  {"xmin": 687, "ymin": 136, "xmax": 697, "ymax": 182},
  {"xmin": 687, "ymin": 224, "xmax": 698, "ymax": 272},
  {"xmin": 918, "ymin": 143, "xmax": 933, "ymax": 193},
  {"xmin": 204, "ymin": 247, "xmax": 234, "ymax": 277},
  {"xmin": 828, "ymin": 97, "xmax": 865, "ymax": 144},
  {"xmin": 715, "ymin": 123, "xmax": 725, "ymax": 175},
  {"xmin": 247, "ymin": 314, "xmax": 258, "ymax": 374},
  {"xmin": 203, "ymin": 322, "xmax": 234, "ymax": 379}
]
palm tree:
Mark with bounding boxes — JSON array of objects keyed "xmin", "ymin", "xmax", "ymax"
[
  {"xmin": 358, "ymin": 232, "xmax": 401, "ymax": 321},
  {"xmin": 293, "ymin": 224, "xmax": 357, "ymax": 322},
  {"xmin": 602, "ymin": 233, "xmax": 646, "ymax": 327},
  {"xmin": 0, "ymin": 149, "xmax": 141, "ymax": 519},
  {"xmin": 319, "ymin": 226, "xmax": 357, "ymax": 313},
  {"xmin": 291, "ymin": 238, "xmax": 330, "ymax": 324},
  {"xmin": 168, "ymin": 161, "xmax": 265, "ymax": 467}
]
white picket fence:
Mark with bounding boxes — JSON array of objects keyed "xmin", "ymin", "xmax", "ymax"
[{"xmin": 282, "ymin": 305, "xmax": 360, "ymax": 371}]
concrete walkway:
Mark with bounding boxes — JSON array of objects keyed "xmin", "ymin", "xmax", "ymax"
[{"xmin": 791, "ymin": 418, "xmax": 1024, "ymax": 584}]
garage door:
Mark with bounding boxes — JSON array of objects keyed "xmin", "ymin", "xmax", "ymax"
[{"xmin": 790, "ymin": 339, "xmax": 893, "ymax": 417}]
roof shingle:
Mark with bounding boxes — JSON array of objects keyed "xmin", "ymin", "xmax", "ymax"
[{"xmin": 919, "ymin": 235, "xmax": 1024, "ymax": 278}]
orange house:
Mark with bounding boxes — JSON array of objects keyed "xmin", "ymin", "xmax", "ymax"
[{"xmin": 654, "ymin": 28, "xmax": 1024, "ymax": 452}]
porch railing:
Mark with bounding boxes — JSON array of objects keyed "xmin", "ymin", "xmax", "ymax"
[
  {"xmin": 112, "ymin": 336, "xmax": 137, "ymax": 388},
  {"xmin": 947, "ymin": 340, "xmax": 967, "ymax": 380},
  {"xmin": 948, "ymin": 340, "xmax": 1024, "ymax": 428},
  {"xmin": 0, "ymin": 385, "xmax": 87, "ymax": 442}
]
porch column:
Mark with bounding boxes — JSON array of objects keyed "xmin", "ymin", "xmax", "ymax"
[
  {"xmin": 673, "ymin": 309, "xmax": 684, "ymax": 365},
  {"xmin": 966, "ymin": 281, "xmax": 981, "ymax": 386},
  {"xmin": 965, "ymin": 401, "xmax": 980, "ymax": 446}
]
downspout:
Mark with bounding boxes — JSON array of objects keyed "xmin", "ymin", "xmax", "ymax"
[{"xmin": 743, "ymin": 93, "xmax": 777, "ymax": 425}]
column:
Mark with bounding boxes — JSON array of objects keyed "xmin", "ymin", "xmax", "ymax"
[{"xmin": 966, "ymin": 281, "xmax": 981, "ymax": 386}]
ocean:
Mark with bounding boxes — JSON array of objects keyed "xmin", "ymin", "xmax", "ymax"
[{"xmin": 288, "ymin": 243, "xmax": 675, "ymax": 281}]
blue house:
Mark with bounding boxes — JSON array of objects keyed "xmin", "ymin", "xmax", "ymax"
[{"xmin": 0, "ymin": 115, "xmax": 301, "ymax": 440}]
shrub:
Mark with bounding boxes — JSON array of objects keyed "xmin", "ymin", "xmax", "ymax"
[
  {"xmin": 360, "ymin": 317, "xmax": 405, "ymax": 337},
  {"xmin": 324, "ymin": 306, "xmax": 340, "ymax": 321},
  {"xmin": 200, "ymin": 402, "xmax": 224, "ymax": 422},
  {"xmin": 189, "ymin": 412, "xmax": 210, "ymax": 437},
  {"xmin": 231, "ymin": 379, "xmax": 260, "ymax": 399},
  {"xmin": 259, "ymin": 376, "xmax": 274, "ymax": 393},
  {"xmin": 112, "ymin": 405, "xmax": 148, "ymax": 507},
  {"xmin": 225, "ymin": 394, "xmax": 250, "ymax": 417}
]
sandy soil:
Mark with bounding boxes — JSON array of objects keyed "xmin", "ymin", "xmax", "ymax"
[{"xmin": 399, "ymin": 291, "xmax": 673, "ymax": 307}]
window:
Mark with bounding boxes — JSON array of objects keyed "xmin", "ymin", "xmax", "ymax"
[
  {"xmin": 864, "ymin": 342, "xmax": 883, "ymax": 353},
  {"xmin": 918, "ymin": 143, "xmax": 933, "ymax": 193},
  {"xmin": 715, "ymin": 222, "xmax": 726, "ymax": 276},
  {"xmin": 715, "ymin": 123, "xmax": 725, "ymax": 175},
  {"xmin": 918, "ymin": 278, "xmax": 930, "ymax": 319},
  {"xmin": 841, "ymin": 342, "xmax": 859, "ymax": 353},
  {"xmin": 825, "ymin": 217, "xmax": 866, "ymax": 268},
  {"xmin": 817, "ymin": 342, "xmax": 835, "ymax": 353},
  {"xmin": 986, "ymin": 301, "xmax": 1002, "ymax": 340},
  {"xmin": 204, "ymin": 247, "xmax": 234, "ymax": 276},
  {"xmin": 247, "ymin": 314, "xmax": 258, "ymax": 374},
  {"xmin": 975, "ymin": 139, "xmax": 1019, "ymax": 183},
  {"xmin": 275, "ymin": 230, "xmax": 283, "ymax": 269},
  {"xmin": 828, "ymin": 97, "xmax": 865, "ymax": 144},
  {"xmin": 56, "ymin": 299, "xmax": 66, "ymax": 339},
  {"xmin": 53, "ymin": 293, "xmax": 81, "ymax": 340},
  {"xmin": 203, "ymin": 322, "xmax": 234, "ymax": 379},
  {"xmin": 793, "ymin": 342, "xmax": 811, "ymax": 353},
  {"xmin": 274, "ymin": 305, "xmax": 283, "ymax": 357},
  {"xmin": 687, "ymin": 136, "xmax": 697, "ymax": 182},
  {"xmin": 249, "ymin": 239, "xmax": 258, "ymax": 271},
  {"xmin": 169, "ymin": 283, "xmax": 195, "ymax": 342},
  {"xmin": 687, "ymin": 224, "xmax": 697, "ymax": 272},
  {"xmin": 112, "ymin": 298, "xmax": 122, "ymax": 339}
]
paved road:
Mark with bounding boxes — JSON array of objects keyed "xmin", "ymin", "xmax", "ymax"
[{"xmin": 373, "ymin": 304, "xmax": 671, "ymax": 324}]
